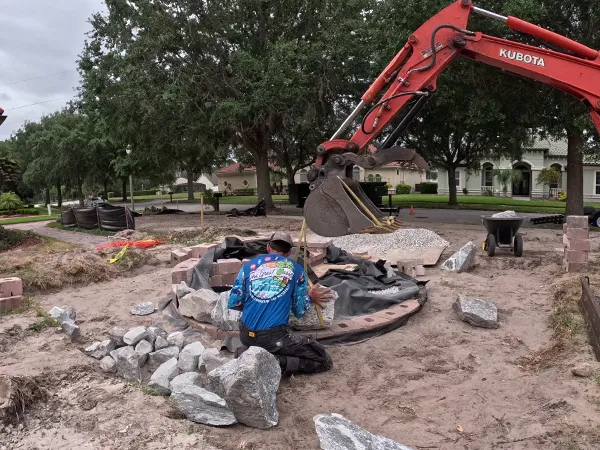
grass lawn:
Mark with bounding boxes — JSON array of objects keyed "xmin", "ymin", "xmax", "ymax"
[
  {"xmin": 0, "ymin": 215, "xmax": 56, "ymax": 226},
  {"xmin": 46, "ymin": 222, "xmax": 116, "ymax": 236}
]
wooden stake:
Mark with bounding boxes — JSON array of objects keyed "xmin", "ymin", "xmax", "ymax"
[{"xmin": 200, "ymin": 194, "xmax": 205, "ymax": 234}]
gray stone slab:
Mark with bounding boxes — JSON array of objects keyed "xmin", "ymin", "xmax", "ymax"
[
  {"xmin": 453, "ymin": 295, "xmax": 499, "ymax": 329},
  {"xmin": 148, "ymin": 358, "xmax": 180, "ymax": 395},
  {"xmin": 123, "ymin": 326, "xmax": 149, "ymax": 346},
  {"xmin": 131, "ymin": 302, "xmax": 155, "ymax": 316},
  {"xmin": 178, "ymin": 342, "xmax": 205, "ymax": 372},
  {"xmin": 148, "ymin": 346, "xmax": 180, "ymax": 372},
  {"xmin": 110, "ymin": 346, "xmax": 146, "ymax": 381},
  {"xmin": 441, "ymin": 241, "xmax": 477, "ymax": 273}
]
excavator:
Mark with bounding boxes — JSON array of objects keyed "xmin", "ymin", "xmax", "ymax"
[{"xmin": 303, "ymin": 0, "xmax": 600, "ymax": 237}]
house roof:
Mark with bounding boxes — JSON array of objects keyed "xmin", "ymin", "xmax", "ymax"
[
  {"xmin": 216, "ymin": 162, "xmax": 280, "ymax": 174},
  {"xmin": 529, "ymin": 136, "xmax": 568, "ymax": 156}
]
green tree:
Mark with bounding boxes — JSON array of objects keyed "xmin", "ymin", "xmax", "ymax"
[
  {"xmin": 536, "ymin": 167, "xmax": 561, "ymax": 195},
  {"xmin": 493, "ymin": 169, "xmax": 523, "ymax": 196}
]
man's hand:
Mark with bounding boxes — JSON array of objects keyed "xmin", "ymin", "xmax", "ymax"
[{"xmin": 309, "ymin": 284, "xmax": 335, "ymax": 308}]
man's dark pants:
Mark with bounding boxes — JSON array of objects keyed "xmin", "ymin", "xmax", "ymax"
[{"xmin": 239, "ymin": 323, "xmax": 332, "ymax": 375}]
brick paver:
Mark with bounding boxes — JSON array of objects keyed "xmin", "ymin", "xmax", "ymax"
[{"xmin": 4, "ymin": 221, "xmax": 109, "ymax": 247}]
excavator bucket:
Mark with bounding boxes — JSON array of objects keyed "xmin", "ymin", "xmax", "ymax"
[{"xmin": 304, "ymin": 146, "xmax": 428, "ymax": 237}]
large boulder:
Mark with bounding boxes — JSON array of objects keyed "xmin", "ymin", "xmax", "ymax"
[
  {"xmin": 178, "ymin": 342, "xmax": 205, "ymax": 372},
  {"xmin": 48, "ymin": 305, "xmax": 76, "ymax": 324},
  {"xmin": 123, "ymin": 326, "xmax": 149, "ymax": 346},
  {"xmin": 453, "ymin": 295, "xmax": 499, "ymax": 329},
  {"xmin": 170, "ymin": 384, "xmax": 237, "ymax": 426},
  {"xmin": 314, "ymin": 413, "xmax": 414, "ymax": 450},
  {"xmin": 99, "ymin": 356, "xmax": 116, "ymax": 373},
  {"xmin": 170, "ymin": 372, "xmax": 202, "ymax": 391},
  {"xmin": 110, "ymin": 346, "xmax": 147, "ymax": 381},
  {"xmin": 148, "ymin": 358, "xmax": 180, "ymax": 395},
  {"xmin": 289, "ymin": 290, "xmax": 337, "ymax": 331},
  {"xmin": 167, "ymin": 331, "xmax": 185, "ymax": 349},
  {"xmin": 176, "ymin": 282, "xmax": 195, "ymax": 299},
  {"xmin": 441, "ymin": 242, "xmax": 477, "ymax": 273},
  {"xmin": 179, "ymin": 289, "xmax": 220, "ymax": 323},
  {"xmin": 148, "ymin": 346, "xmax": 180, "ymax": 372},
  {"xmin": 207, "ymin": 346, "xmax": 281, "ymax": 429},
  {"xmin": 210, "ymin": 291, "xmax": 241, "ymax": 331}
]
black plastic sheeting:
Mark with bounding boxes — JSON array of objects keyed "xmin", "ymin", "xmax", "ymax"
[
  {"xmin": 189, "ymin": 238, "xmax": 426, "ymax": 320},
  {"xmin": 227, "ymin": 200, "xmax": 267, "ymax": 217},
  {"xmin": 60, "ymin": 205, "xmax": 135, "ymax": 231}
]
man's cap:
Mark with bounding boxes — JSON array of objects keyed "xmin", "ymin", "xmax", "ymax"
[{"xmin": 270, "ymin": 231, "xmax": 293, "ymax": 247}]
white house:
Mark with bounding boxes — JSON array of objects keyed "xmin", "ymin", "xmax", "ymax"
[{"xmin": 436, "ymin": 137, "xmax": 600, "ymax": 201}]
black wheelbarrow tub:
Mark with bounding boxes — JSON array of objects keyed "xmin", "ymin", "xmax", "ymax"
[{"xmin": 481, "ymin": 216, "xmax": 525, "ymax": 246}]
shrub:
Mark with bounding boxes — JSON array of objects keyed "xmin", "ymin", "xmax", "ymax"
[
  {"xmin": 395, "ymin": 184, "xmax": 411, "ymax": 195},
  {"xmin": 132, "ymin": 189, "xmax": 159, "ymax": 196},
  {"xmin": 0, "ymin": 208, "xmax": 39, "ymax": 216},
  {"xmin": 462, "ymin": 188, "xmax": 469, "ymax": 195},
  {"xmin": 420, "ymin": 182, "xmax": 438, "ymax": 194},
  {"xmin": 202, "ymin": 189, "xmax": 219, "ymax": 209},
  {"xmin": 482, "ymin": 189, "xmax": 494, "ymax": 197},
  {"xmin": 558, "ymin": 191, "xmax": 567, "ymax": 202},
  {"xmin": 0, "ymin": 192, "xmax": 24, "ymax": 211},
  {"xmin": 233, "ymin": 188, "xmax": 256, "ymax": 196}
]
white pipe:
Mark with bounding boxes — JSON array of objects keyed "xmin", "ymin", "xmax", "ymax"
[
  {"xmin": 330, "ymin": 100, "xmax": 366, "ymax": 140},
  {"xmin": 472, "ymin": 6, "xmax": 508, "ymax": 22}
]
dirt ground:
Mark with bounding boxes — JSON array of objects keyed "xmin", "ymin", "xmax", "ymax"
[{"xmin": 2, "ymin": 216, "xmax": 600, "ymax": 450}]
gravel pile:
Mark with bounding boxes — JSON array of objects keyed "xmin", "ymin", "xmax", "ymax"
[
  {"xmin": 491, "ymin": 210, "xmax": 517, "ymax": 218},
  {"xmin": 367, "ymin": 286, "xmax": 402, "ymax": 296},
  {"xmin": 332, "ymin": 228, "xmax": 449, "ymax": 255}
]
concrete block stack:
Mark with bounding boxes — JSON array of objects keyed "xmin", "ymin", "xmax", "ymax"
[
  {"xmin": 212, "ymin": 259, "xmax": 242, "ymax": 286},
  {"xmin": 0, "ymin": 277, "xmax": 23, "ymax": 313},
  {"xmin": 171, "ymin": 243, "xmax": 217, "ymax": 266},
  {"xmin": 563, "ymin": 216, "xmax": 590, "ymax": 273}
]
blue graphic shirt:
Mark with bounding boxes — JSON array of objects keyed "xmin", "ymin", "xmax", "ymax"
[{"xmin": 227, "ymin": 254, "xmax": 311, "ymax": 330}]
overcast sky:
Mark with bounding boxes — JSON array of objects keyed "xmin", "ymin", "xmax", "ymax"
[{"xmin": 0, "ymin": 0, "xmax": 105, "ymax": 140}]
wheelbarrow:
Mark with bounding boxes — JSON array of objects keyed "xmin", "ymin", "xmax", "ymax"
[{"xmin": 481, "ymin": 216, "xmax": 525, "ymax": 257}]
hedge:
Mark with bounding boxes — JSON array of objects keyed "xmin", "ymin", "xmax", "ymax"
[
  {"xmin": 420, "ymin": 182, "xmax": 438, "ymax": 194},
  {"xmin": 395, "ymin": 184, "xmax": 411, "ymax": 195},
  {"xmin": 233, "ymin": 188, "xmax": 256, "ymax": 196},
  {"xmin": 0, "ymin": 208, "xmax": 40, "ymax": 216}
]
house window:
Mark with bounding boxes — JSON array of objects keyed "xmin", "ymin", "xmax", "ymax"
[
  {"xmin": 375, "ymin": 174, "xmax": 382, "ymax": 182},
  {"xmin": 455, "ymin": 171, "xmax": 460, "ymax": 187},
  {"xmin": 368, "ymin": 174, "xmax": 374, "ymax": 182},
  {"xmin": 299, "ymin": 169, "xmax": 308, "ymax": 183},
  {"xmin": 426, "ymin": 170, "xmax": 438, "ymax": 182},
  {"xmin": 352, "ymin": 166, "xmax": 360, "ymax": 181},
  {"xmin": 482, "ymin": 164, "xmax": 493, "ymax": 187},
  {"xmin": 596, "ymin": 172, "xmax": 600, "ymax": 195},
  {"xmin": 242, "ymin": 179, "xmax": 249, "ymax": 187}
]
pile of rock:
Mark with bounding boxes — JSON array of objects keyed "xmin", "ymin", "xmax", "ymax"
[
  {"xmin": 48, "ymin": 305, "xmax": 80, "ymax": 341},
  {"xmin": 84, "ymin": 324, "xmax": 281, "ymax": 429}
]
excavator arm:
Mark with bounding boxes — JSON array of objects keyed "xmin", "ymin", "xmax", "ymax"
[{"xmin": 304, "ymin": 0, "xmax": 600, "ymax": 237}]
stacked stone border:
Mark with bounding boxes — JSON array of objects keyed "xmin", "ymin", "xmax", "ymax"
[
  {"xmin": 0, "ymin": 277, "xmax": 23, "ymax": 313},
  {"xmin": 563, "ymin": 216, "xmax": 590, "ymax": 273}
]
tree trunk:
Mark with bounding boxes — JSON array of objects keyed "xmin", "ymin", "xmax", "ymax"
[
  {"xmin": 447, "ymin": 165, "xmax": 458, "ymax": 206},
  {"xmin": 122, "ymin": 177, "xmax": 128, "ymax": 202},
  {"xmin": 103, "ymin": 178, "xmax": 109, "ymax": 201},
  {"xmin": 77, "ymin": 178, "xmax": 84, "ymax": 207},
  {"xmin": 56, "ymin": 181, "xmax": 62, "ymax": 208},
  {"xmin": 186, "ymin": 164, "xmax": 195, "ymax": 201},
  {"xmin": 565, "ymin": 131, "xmax": 584, "ymax": 216},
  {"xmin": 286, "ymin": 167, "xmax": 294, "ymax": 185},
  {"xmin": 253, "ymin": 150, "xmax": 274, "ymax": 210},
  {"xmin": 44, "ymin": 188, "xmax": 50, "ymax": 206}
]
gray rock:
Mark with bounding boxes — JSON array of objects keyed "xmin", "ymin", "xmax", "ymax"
[
  {"xmin": 167, "ymin": 331, "xmax": 185, "ymax": 349},
  {"xmin": 178, "ymin": 342, "xmax": 205, "ymax": 372},
  {"xmin": 199, "ymin": 348, "xmax": 230, "ymax": 373},
  {"xmin": 572, "ymin": 363, "xmax": 594, "ymax": 377},
  {"xmin": 148, "ymin": 346, "xmax": 180, "ymax": 372},
  {"xmin": 147, "ymin": 326, "xmax": 167, "ymax": 345},
  {"xmin": 61, "ymin": 319, "xmax": 80, "ymax": 342},
  {"xmin": 85, "ymin": 339, "xmax": 116, "ymax": 359},
  {"xmin": 289, "ymin": 290, "xmax": 337, "ymax": 330},
  {"xmin": 48, "ymin": 305, "xmax": 76, "ymax": 324},
  {"xmin": 154, "ymin": 335, "xmax": 169, "ymax": 351},
  {"xmin": 131, "ymin": 302, "xmax": 155, "ymax": 316},
  {"xmin": 148, "ymin": 358, "xmax": 179, "ymax": 395},
  {"xmin": 170, "ymin": 372, "xmax": 203, "ymax": 391},
  {"xmin": 210, "ymin": 291, "xmax": 241, "ymax": 331},
  {"xmin": 453, "ymin": 296, "xmax": 499, "ymax": 329},
  {"xmin": 110, "ymin": 346, "xmax": 146, "ymax": 381},
  {"xmin": 99, "ymin": 356, "xmax": 116, "ymax": 373},
  {"xmin": 170, "ymin": 384, "xmax": 236, "ymax": 426},
  {"xmin": 135, "ymin": 339, "xmax": 154, "ymax": 357},
  {"xmin": 314, "ymin": 413, "xmax": 414, "ymax": 450},
  {"xmin": 207, "ymin": 346, "xmax": 281, "ymax": 429},
  {"xmin": 110, "ymin": 327, "xmax": 128, "ymax": 346},
  {"xmin": 176, "ymin": 282, "xmax": 194, "ymax": 299},
  {"xmin": 441, "ymin": 241, "xmax": 477, "ymax": 273},
  {"xmin": 123, "ymin": 326, "xmax": 148, "ymax": 346},
  {"xmin": 179, "ymin": 289, "xmax": 220, "ymax": 323}
]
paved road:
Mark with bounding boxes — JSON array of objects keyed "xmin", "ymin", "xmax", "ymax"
[{"xmin": 5, "ymin": 221, "xmax": 110, "ymax": 247}]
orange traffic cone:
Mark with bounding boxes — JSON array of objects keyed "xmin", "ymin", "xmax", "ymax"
[{"xmin": 410, "ymin": 205, "xmax": 414, "ymax": 215}]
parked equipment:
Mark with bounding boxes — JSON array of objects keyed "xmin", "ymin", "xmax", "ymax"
[
  {"xmin": 481, "ymin": 216, "xmax": 525, "ymax": 257},
  {"xmin": 303, "ymin": 0, "xmax": 600, "ymax": 237}
]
